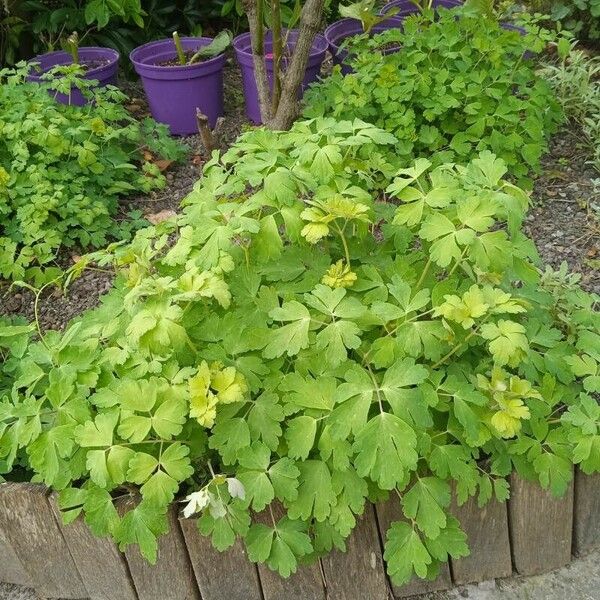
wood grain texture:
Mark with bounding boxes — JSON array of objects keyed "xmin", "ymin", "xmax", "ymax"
[
  {"xmin": 0, "ymin": 482, "xmax": 86, "ymax": 599},
  {"xmin": 0, "ymin": 522, "xmax": 30, "ymax": 587},
  {"xmin": 449, "ymin": 492, "xmax": 512, "ymax": 585},
  {"xmin": 179, "ymin": 516, "xmax": 263, "ymax": 600},
  {"xmin": 49, "ymin": 493, "xmax": 138, "ymax": 600},
  {"xmin": 375, "ymin": 497, "xmax": 452, "ymax": 598},
  {"xmin": 320, "ymin": 505, "xmax": 390, "ymax": 600},
  {"xmin": 508, "ymin": 472, "xmax": 574, "ymax": 576},
  {"xmin": 573, "ymin": 469, "xmax": 600, "ymax": 557},
  {"xmin": 254, "ymin": 503, "xmax": 326, "ymax": 600},
  {"xmin": 117, "ymin": 497, "xmax": 200, "ymax": 600}
]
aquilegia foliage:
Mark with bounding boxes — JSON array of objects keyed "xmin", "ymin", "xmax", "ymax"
[
  {"xmin": 304, "ymin": 11, "xmax": 563, "ymax": 185},
  {"xmin": 0, "ymin": 118, "xmax": 598, "ymax": 584}
]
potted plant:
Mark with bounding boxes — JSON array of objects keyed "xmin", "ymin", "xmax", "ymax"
[
  {"xmin": 324, "ymin": 1, "xmax": 405, "ymax": 74},
  {"xmin": 27, "ymin": 32, "xmax": 119, "ymax": 106},
  {"xmin": 130, "ymin": 31, "xmax": 230, "ymax": 136},
  {"xmin": 233, "ymin": 29, "xmax": 328, "ymax": 124}
]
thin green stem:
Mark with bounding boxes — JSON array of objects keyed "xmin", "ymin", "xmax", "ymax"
[
  {"xmin": 415, "ymin": 258, "xmax": 432, "ymax": 289},
  {"xmin": 334, "ymin": 222, "xmax": 351, "ymax": 266},
  {"xmin": 431, "ymin": 330, "xmax": 477, "ymax": 369},
  {"xmin": 173, "ymin": 31, "xmax": 187, "ymax": 66}
]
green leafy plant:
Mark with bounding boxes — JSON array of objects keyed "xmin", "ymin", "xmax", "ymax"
[
  {"xmin": 172, "ymin": 29, "xmax": 232, "ymax": 65},
  {"xmin": 526, "ymin": 0, "xmax": 600, "ymax": 42},
  {"xmin": 0, "ymin": 117, "xmax": 597, "ymax": 585},
  {"xmin": 540, "ymin": 42, "xmax": 600, "ymax": 173},
  {"xmin": 0, "ymin": 63, "xmax": 186, "ymax": 283},
  {"xmin": 338, "ymin": 0, "xmax": 399, "ymax": 33},
  {"xmin": 19, "ymin": 0, "xmax": 145, "ymax": 54},
  {"xmin": 304, "ymin": 11, "xmax": 564, "ymax": 185}
]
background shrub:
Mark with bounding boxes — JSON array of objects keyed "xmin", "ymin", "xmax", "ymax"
[
  {"xmin": 304, "ymin": 11, "xmax": 563, "ymax": 184},
  {"xmin": 0, "ymin": 64, "xmax": 185, "ymax": 283}
]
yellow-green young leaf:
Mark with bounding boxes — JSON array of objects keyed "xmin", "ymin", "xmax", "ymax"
[{"xmin": 480, "ymin": 320, "xmax": 529, "ymax": 366}]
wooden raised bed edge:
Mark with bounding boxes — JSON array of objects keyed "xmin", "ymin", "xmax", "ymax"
[{"xmin": 0, "ymin": 468, "xmax": 598, "ymax": 600}]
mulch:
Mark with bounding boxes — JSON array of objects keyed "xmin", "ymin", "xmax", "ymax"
[{"xmin": 1, "ymin": 59, "xmax": 598, "ymax": 332}]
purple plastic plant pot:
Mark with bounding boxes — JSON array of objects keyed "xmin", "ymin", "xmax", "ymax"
[
  {"xmin": 380, "ymin": 0, "xmax": 463, "ymax": 15},
  {"xmin": 233, "ymin": 30, "xmax": 328, "ymax": 124},
  {"xmin": 27, "ymin": 47, "xmax": 119, "ymax": 107},
  {"xmin": 324, "ymin": 16, "xmax": 405, "ymax": 75},
  {"xmin": 130, "ymin": 37, "xmax": 226, "ymax": 135}
]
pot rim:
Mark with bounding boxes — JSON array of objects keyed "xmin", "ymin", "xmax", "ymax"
[
  {"xmin": 129, "ymin": 36, "xmax": 227, "ymax": 72},
  {"xmin": 27, "ymin": 46, "xmax": 119, "ymax": 80}
]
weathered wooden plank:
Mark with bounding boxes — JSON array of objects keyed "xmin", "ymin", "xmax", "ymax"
[
  {"xmin": 320, "ymin": 505, "xmax": 390, "ymax": 600},
  {"xmin": 375, "ymin": 497, "xmax": 452, "ymax": 598},
  {"xmin": 179, "ymin": 515, "xmax": 262, "ymax": 600},
  {"xmin": 254, "ymin": 503, "xmax": 326, "ymax": 600},
  {"xmin": 0, "ymin": 482, "xmax": 87, "ymax": 599},
  {"xmin": 449, "ymin": 491, "xmax": 512, "ymax": 585},
  {"xmin": 117, "ymin": 497, "xmax": 200, "ymax": 600},
  {"xmin": 49, "ymin": 493, "xmax": 138, "ymax": 600},
  {"xmin": 0, "ymin": 522, "xmax": 31, "ymax": 586},
  {"xmin": 508, "ymin": 472, "xmax": 574, "ymax": 576},
  {"xmin": 573, "ymin": 469, "xmax": 600, "ymax": 556}
]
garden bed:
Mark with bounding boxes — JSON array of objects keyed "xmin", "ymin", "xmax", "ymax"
[
  {"xmin": 0, "ymin": 470, "xmax": 598, "ymax": 600},
  {"xmin": 1, "ymin": 65, "xmax": 598, "ymax": 333}
]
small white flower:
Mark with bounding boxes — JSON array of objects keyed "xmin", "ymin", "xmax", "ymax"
[
  {"xmin": 182, "ymin": 489, "xmax": 210, "ymax": 518},
  {"xmin": 226, "ymin": 477, "xmax": 245, "ymax": 500}
]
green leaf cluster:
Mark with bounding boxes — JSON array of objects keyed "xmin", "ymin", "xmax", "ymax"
[
  {"xmin": 0, "ymin": 63, "xmax": 185, "ymax": 283},
  {"xmin": 0, "ymin": 118, "xmax": 597, "ymax": 584},
  {"xmin": 526, "ymin": 0, "xmax": 600, "ymax": 42},
  {"xmin": 304, "ymin": 10, "xmax": 563, "ymax": 185}
]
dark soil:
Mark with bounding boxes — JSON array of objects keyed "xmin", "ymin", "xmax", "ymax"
[
  {"xmin": 78, "ymin": 58, "xmax": 111, "ymax": 72},
  {"xmin": 1, "ymin": 65, "xmax": 598, "ymax": 332},
  {"xmin": 157, "ymin": 50, "xmax": 202, "ymax": 67}
]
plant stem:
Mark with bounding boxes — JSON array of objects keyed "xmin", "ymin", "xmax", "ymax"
[
  {"xmin": 173, "ymin": 31, "xmax": 187, "ymax": 66},
  {"xmin": 432, "ymin": 330, "xmax": 477, "ymax": 369},
  {"xmin": 416, "ymin": 257, "xmax": 432, "ymax": 289},
  {"xmin": 270, "ymin": 0, "xmax": 283, "ymax": 115},
  {"xmin": 67, "ymin": 32, "xmax": 79, "ymax": 64},
  {"xmin": 334, "ymin": 222, "xmax": 351, "ymax": 266},
  {"xmin": 243, "ymin": 0, "xmax": 272, "ymax": 122}
]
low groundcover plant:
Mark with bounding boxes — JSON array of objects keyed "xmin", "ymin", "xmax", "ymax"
[
  {"xmin": 0, "ymin": 117, "xmax": 598, "ymax": 584},
  {"xmin": 0, "ymin": 63, "xmax": 185, "ymax": 283}
]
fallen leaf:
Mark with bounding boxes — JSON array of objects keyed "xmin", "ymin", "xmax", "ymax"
[
  {"xmin": 146, "ymin": 209, "xmax": 177, "ymax": 225},
  {"xmin": 191, "ymin": 154, "xmax": 204, "ymax": 166},
  {"xmin": 154, "ymin": 159, "xmax": 174, "ymax": 172}
]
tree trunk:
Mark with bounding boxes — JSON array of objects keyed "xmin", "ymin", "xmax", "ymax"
[
  {"xmin": 242, "ymin": 0, "xmax": 273, "ymax": 123},
  {"xmin": 270, "ymin": 0, "xmax": 325, "ymax": 130},
  {"xmin": 242, "ymin": 0, "xmax": 325, "ymax": 130}
]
